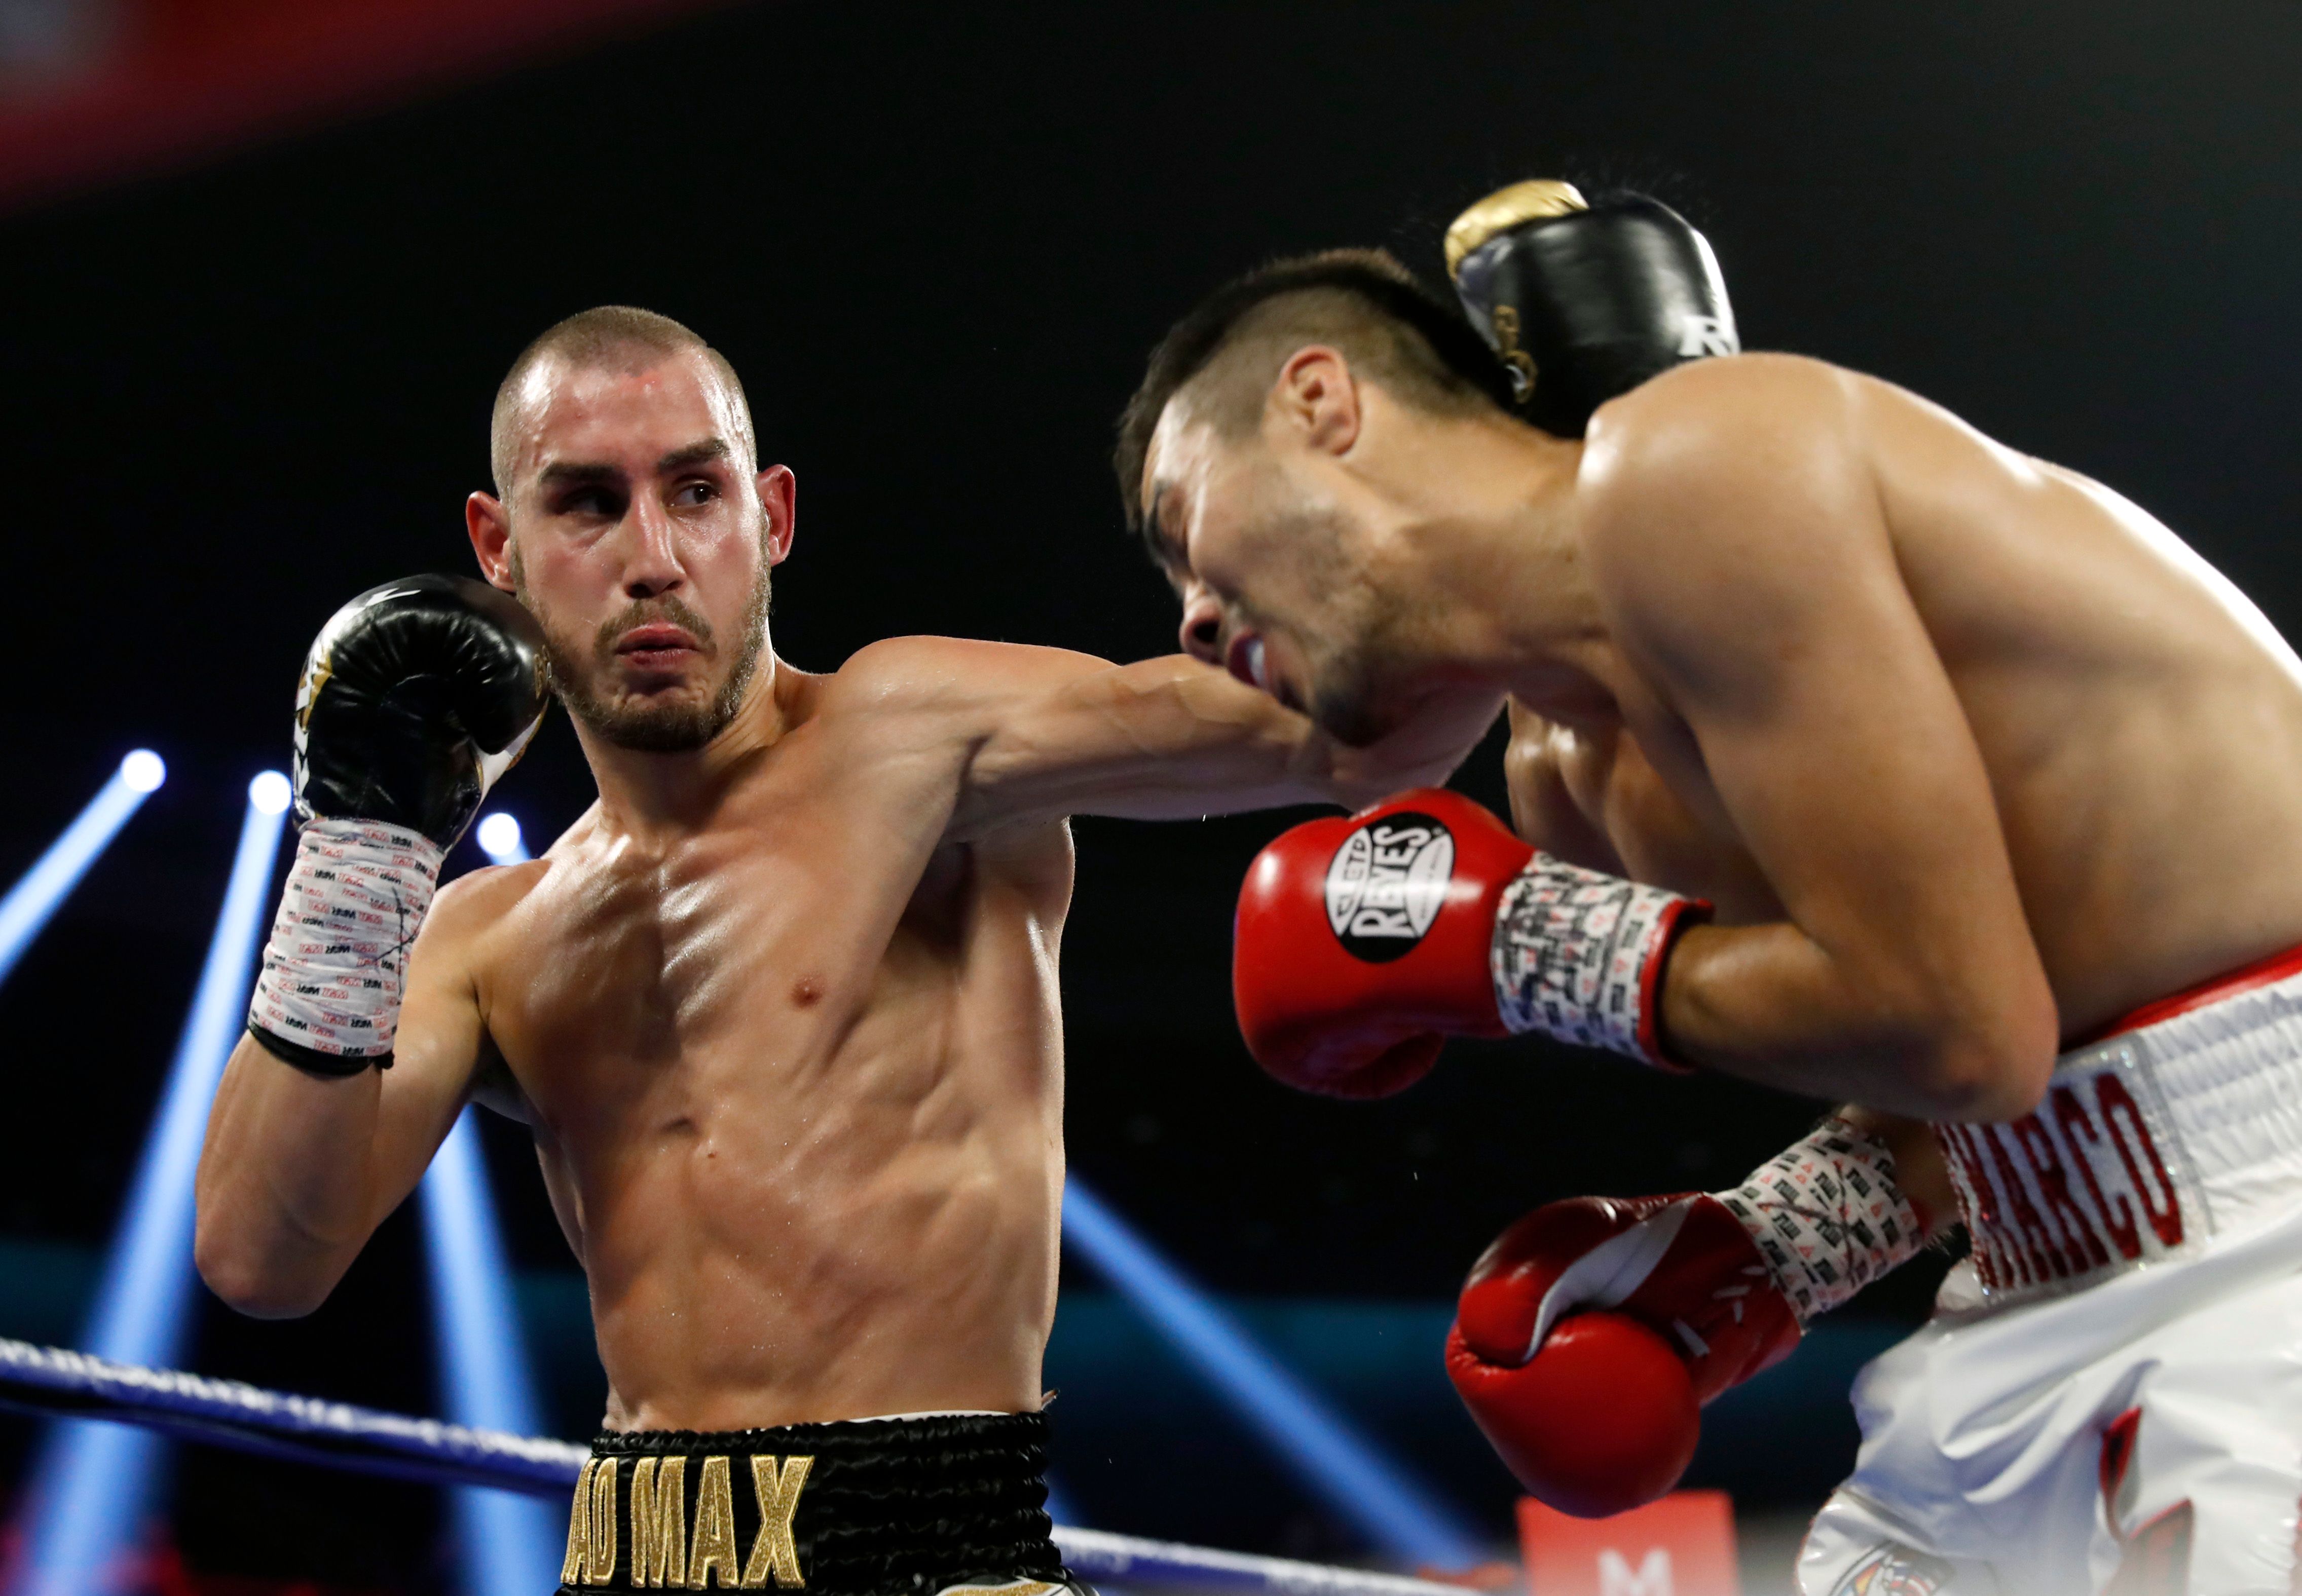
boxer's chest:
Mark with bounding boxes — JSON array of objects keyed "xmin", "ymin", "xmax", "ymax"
[
  {"xmin": 1535, "ymin": 721, "xmax": 1784, "ymax": 923},
  {"xmin": 477, "ymin": 792, "xmax": 968, "ymax": 1123}
]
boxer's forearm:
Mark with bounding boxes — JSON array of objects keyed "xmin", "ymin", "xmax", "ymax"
[
  {"xmin": 960, "ymin": 656, "xmax": 1356, "ymax": 826},
  {"xmin": 1835, "ymin": 1104, "xmax": 1959, "ymax": 1238},
  {"xmin": 195, "ymin": 1036, "xmax": 396, "ymax": 1317},
  {"xmin": 1658, "ymin": 921, "xmax": 2056, "ymax": 1121}
]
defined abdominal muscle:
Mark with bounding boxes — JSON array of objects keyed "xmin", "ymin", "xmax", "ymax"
[{"xmin": 579, "ymin": 1110, "xmax": 1059, "ymax": 1433}]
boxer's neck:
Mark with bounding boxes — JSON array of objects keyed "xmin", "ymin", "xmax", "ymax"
[{"xmin": 578, "ymin": 648, "xmax": 814, "ymax": 836}]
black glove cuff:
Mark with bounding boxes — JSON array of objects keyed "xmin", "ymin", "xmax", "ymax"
[{"xmin": 246, "ymin": 1023, "xmax": 394, "ymax": 1078}]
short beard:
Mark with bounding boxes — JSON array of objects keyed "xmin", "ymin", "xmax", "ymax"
[
  {"xmin": 1303, "ymin": 619, "xmax": 1414, "ymax": 748},
  {"xmin": 1257, "ymin": 499, "xmax": 1416, "ymax": 748},
  {"xmin": 516, "ymin": 554, "xmax": 771, "ymax": 753}
]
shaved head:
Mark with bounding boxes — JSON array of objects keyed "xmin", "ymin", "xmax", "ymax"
[{"xmin": 491, "ymin": 306, "xmax": 757, "ymax": 495}]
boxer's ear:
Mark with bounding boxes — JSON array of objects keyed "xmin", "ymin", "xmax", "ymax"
[
  {"xmin": 757, "ymin": 464, "xmax": 797, "ymax": 566},
  {"xmin": 467, "ymin": 490, "xmax": 516, "ymax": 593},
  {"xmin": 1268, "ymin": 346, "xmax": 1362, "ymax": 458}
]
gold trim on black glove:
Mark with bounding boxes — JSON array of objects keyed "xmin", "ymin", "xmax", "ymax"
[{"xmin": 1443, "ymin": 179, "xmax": 1589, "ymax": 278}]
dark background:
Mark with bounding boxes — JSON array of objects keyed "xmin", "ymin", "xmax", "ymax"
[{"xmin": 2, "ymin": 1, "xmax": 2300, "ymax": 1586}]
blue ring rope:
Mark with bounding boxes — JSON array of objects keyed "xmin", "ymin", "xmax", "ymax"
[{"xmin": 0, "ymin": 1336, "xmax": 1473, "ymax": 1596}]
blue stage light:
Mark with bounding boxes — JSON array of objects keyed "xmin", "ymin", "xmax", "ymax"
[
  {"xmin": 0, "ymin": 750, "xmax": 167, "ymax": 992},
  {"xmin": 475, "ymin": 812, "xmax": 528, "ymax": 863},
  {"xmin": 421, "ymin": 1108, "xmax": 564, "ymax": 1596},
  {"xmin": 8, "ymin": 775, "xmax": 291, "ymax": 1596},
  {"xmin": 247, "ymin": 770, "xmax": 292, "ymax": 815},
  {"xmin": 1060, "ymin": 1178, "xmax": 1483, "ymax": 1570}
]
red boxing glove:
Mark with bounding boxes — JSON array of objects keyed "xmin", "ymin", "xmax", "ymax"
[
  {"xmin": 1446, "ymin": 1310, "xmax": 1698, "ymax": 1521},
  {"xmin": 1446, "ymin": 1119, "xmax": 1928, "ymax": 1517},
  {"xmin": 1446, "ymin": 1194, "xmax": 1793, "ymax": 1518},
  {"xmin": 1232, "ymin": 789, "xmax": 1706, "ymax": 1097},
  {"xmin": 1233, "ymin": 789, "xmax": 1532, "ymax": 1097}
]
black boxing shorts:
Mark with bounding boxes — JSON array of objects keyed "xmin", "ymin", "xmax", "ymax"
[{"xmin": 556, "ymin": 1410, "xmax": 1087, "ymax": 1596}]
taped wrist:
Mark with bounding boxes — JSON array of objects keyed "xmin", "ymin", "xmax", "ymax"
[
  {"xmin": 1488, "ymin": 853, "xmax": 1708, "ymax": 1068},
  {"xmin": 246, "ymin": 818, "xmax": 444, "ymax": 1074},
  {"xmin": 1714, "ymin": 1118, "xmax": 1924, "ymax": 1323}
]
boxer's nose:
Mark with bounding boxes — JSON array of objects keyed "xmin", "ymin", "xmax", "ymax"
[{"xmin": 1179, "ymin": 589, "xmax": 1223, "ymax": 665}]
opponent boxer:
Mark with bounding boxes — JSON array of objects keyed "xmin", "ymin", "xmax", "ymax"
[
  {"xmin": 195, "ymin": 307, "xmax": 1444, "ymax": 1596},
  {"xmin": 1122, "ymin": 182, "xmax": 2302, "ymax": 1592}
]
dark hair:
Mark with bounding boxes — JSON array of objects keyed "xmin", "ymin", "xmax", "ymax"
[{"xmin": 1112, "ymin": 249, "xmax": 1513, "ymax": 537}]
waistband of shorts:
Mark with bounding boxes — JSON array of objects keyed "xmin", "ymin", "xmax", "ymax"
[
  {"xmin": 2094, "ymin": 951, "xmax": 2302, "ymax": 1212},
  {"xmin": 559, "ymin": 1410, "xmax": 1061, "ymax": 1595},
  {"xmin": 1938, "ymin": 943, "xmax": 2302, "ymax": 1309},
  {"xmin": 2078, "ymin": 938, "xmax": 2302, "ymax": 1045}
]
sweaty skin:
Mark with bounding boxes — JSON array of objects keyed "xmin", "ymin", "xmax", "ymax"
[
  {"xmin": 1500, "ymin": 700, "xmax": 1955, "ymax": 1227},
  {"xmin": 197, "ymin": 346, "xmax": 1446, "ymax": 1432},
  {"xmin": 1150, "ymin": 350, "xmax": 2302, "ymax": 1121}
]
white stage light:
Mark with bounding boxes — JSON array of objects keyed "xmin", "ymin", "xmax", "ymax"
[
  {"xmin": 247, "ymin": 771, "xmax": 293, "ymax": 815},
  {"xmin": 476, "ymin": 812, "xmax": 527, "ymax": 863},
  {"xmin": 119, "ymin": 750, "xmax": 166, "ymax": 793}
]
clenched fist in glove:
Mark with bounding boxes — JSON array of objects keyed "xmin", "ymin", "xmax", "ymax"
[
  {"xmin": 1447, "ymin": 1118, "xmax": 1933, "ymax": 1517},
  {"xmin": 1232, "ymin": 788, "xmax": 1709, "ymax": 1098}
]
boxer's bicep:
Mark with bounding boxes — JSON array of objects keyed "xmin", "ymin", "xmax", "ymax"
[
  {"xmin": 957, "ymin": 652, "xmax": 1338, "ymax": 829},
  {"xmin": 365, "ymin": 887, "xmax": 494, "ymax": 1213}
]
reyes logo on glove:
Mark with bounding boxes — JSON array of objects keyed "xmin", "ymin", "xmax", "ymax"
[{"xmin": 1324, "ymin": 814, "xmax": 1454, "ymax": 962}]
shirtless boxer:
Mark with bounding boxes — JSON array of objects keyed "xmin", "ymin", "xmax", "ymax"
[
  {"xmin": 194, "ymin": 307, "xmax": 1440, "ymax": 1596},
  {"xmin": 1118, "ymin": 183, "xmax": 2302, "ymax": 1593}
]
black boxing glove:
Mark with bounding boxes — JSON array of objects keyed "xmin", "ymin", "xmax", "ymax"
[
  {"xmin": 247, "ymin": 576, "xmax": 548, "ymax": 1076},
  {"xmin": 1443, "ymin": 179, "xmax": 1739, "ymax": 437}
]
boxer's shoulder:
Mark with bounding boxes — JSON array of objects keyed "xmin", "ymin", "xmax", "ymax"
[
  {"xmin": 1569, "ymin": 354, "xmax": 1898, "ymax": 621},
  {"xmin": 1580, "ymin": 352, "xmax": 1866, "ymax": 493},
  {"xmin": 819, "ymin": 637, "xmax": 1124, "ymax": 758},
  {"xmin": 421, "ymin": 850, "xmax": 553, "ymax": 955}
]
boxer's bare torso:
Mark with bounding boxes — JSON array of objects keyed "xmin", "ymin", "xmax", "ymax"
[
  {"xmin": 1496, "ymin": 354, "xmax": 2302, "ymax": 1184},
  {"xmin": 1511, "ymin": 353, "xmax": 2302, "ymax": 1040},
  {"xmin": 443, "ymin": 651, "xmax": 1074, "ymax": 1432}
]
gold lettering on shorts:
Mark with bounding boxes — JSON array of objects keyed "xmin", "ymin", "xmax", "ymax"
[
  {"xmin": 631, "ymin": 1455, "xmax": 690, "ymax": 1587},
  {"xmin": 586, "ymin": 1457, "xmax": 621, "ymax": 1584},
  {"xmin": 563, "ymin": 1459, "xmax": 597, "ymax": 1586},
  {"xmin": 687, "ymin": 1456, "xmax": 740, "ymax": 1588},
  {"xmin": 741, "ymin": 1454, "xmax": 813, "ymax": 1588}
]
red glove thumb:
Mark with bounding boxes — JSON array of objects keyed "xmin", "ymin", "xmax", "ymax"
[{"xmin": 1445, "ymin": 1311, "xmax": 1698, "ymax": 1518}]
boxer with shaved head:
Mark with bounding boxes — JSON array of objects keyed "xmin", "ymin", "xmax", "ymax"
[{"xmin": 1132, "ymin": 186, "xmax": 2302, "ymax": 1593}]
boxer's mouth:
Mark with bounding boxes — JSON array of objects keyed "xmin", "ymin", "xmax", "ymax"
[
  {"xmin": 1226, "ymin": 634, "xmax": 1272, "ymax": 694},
  {"xmin": 614, "ymin": 624, "xmax": 702, "ymax": 670}
]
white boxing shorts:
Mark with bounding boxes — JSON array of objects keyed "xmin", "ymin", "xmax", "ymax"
[{"xmin": 1798, "ymin": 945, "xmax": 2302, "ymax": 1596}]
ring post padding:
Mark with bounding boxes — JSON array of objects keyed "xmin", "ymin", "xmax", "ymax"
[{"xmin": 0, "ymin": 1336, "xmax": 1477, "ymax": 1596}]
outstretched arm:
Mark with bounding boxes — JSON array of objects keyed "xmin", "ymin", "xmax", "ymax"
[
  {"xmin": 1585, "ymin": 357, "xmax": 2058, "ymax": 1120},
  {"xmin": 196, "ymin": 873, "xmax": 498, "ymax": 1317},
  {"xmin": 931, "ymin": 644, "xmax": 1492, "ymax": 837}
]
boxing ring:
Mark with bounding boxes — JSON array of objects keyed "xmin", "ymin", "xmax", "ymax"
[{"xmin": 0, "ymin": 1335, "xmax": 1469, "ymax": 1596}]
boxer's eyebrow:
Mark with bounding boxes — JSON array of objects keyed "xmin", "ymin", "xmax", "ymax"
[
  {"xmin": 538, "ymin": 461, "xmax": 622, "ymax": 490},
  {"xmin": 657, "ymin": 438, "xmax": 731, "ymax": 474}
]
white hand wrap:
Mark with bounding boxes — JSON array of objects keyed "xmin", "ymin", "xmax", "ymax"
[
  {"xmin": 247, "ymin": 818, "xmax": 445, "ymax": 1070},
  {"xmin": 1713, "ymin": 1118, "xmax": 1925, "ymax": 1323},
  {"xmin": 1488, "ymin": 853, "xmax": 1704, "ymax": 1068}
]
